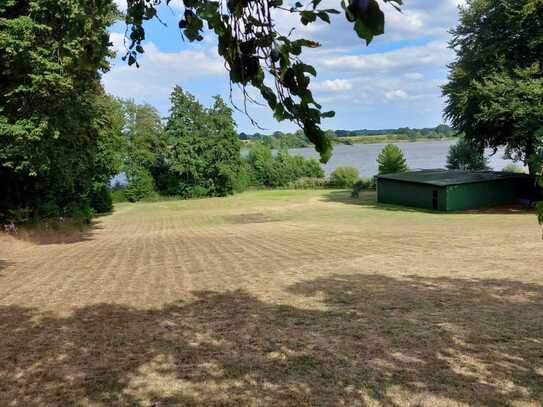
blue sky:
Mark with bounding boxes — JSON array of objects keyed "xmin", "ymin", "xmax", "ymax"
[{"xmin": 104, "ymin": 0, "xmax": 465, "ymax": 133}]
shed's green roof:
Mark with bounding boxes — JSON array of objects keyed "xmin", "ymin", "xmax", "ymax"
[{"xmin": 377, "ymin": 169, "xmax": 531, "ymax": 187}]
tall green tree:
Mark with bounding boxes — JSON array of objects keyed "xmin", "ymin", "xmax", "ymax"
[
  {"xmin": 120, "ymin": 100, "xmax": 165, "ymax": 170},
  {"xmin": 443, "ymin": 0, "xmax": 543, "ymax": 174},
  {"xmin": 446, "ymin": 139, "xmax": 489, "ymax": 171},
  {"xmin": 443, "ymin": 0, "xmax": 543, "ymax": 225},
  {"xmin": 377, "ymin": 144, "xmax": 408, "ymax": 175},
  {"xmin": 160, "ymin": 86, "xmax": 242, "ymax": 197},
  {"xmin": 0, "ymin": 0, "xmax": 118, "ymax": 218},
  {"xmin": 206, "ymin": 96, "xmax": 243, "ymax": 196},
  {"xmin": 90, "ymin": 94, "xmax": 126, "ymax": 212}
]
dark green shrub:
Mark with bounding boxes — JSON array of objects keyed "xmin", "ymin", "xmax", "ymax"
[
  {"xmin": 90, "ymin": 183, "xmax": 113, "ymax": 213},
  {"xmin": 111, "ymin": 186, "xmax": 127, "ymax": 203},
  {"xmin": 377, "ymin": 144, "xmax": 408, "ymax": 175},
  {"xmin": 6, "ymin": 207, "xmax": 32, "ymax": 224},
  {"xmin": 446, "ymin": 139, "xmax": 489, "ymax": 171},
  {"xmin": 38, "ymin": 200, "xmax": 61, "ymax": 219},
  {"xmin": 64, "ymin": 202, "xmax": 94, "ymax": 224},
  {"xmin": 351, "ymin": 177, "xmax": 376, "ymax": 197},
  {"xmin": 329, "ymin": 166, "xmax": 359, "ymax": 188},
  {"xmin": 124, "ymin": 167, "xmax": 156, "ymax": 202}
]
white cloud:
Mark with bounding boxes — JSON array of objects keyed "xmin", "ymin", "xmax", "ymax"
[
  {"xmin": 313, "ymin": 79, "xmax": 353, "ymax": 93},
  {"xmin": 384, "ymin": 89, "xmax": 409, "ymax": 101},
  {"xmin": 404, "ymin": 72, "xmax": 425, "ymax": 81},
  {"xmin": 103, "ymin": 41, "xmax": 224, "ymax": 110},
  {"xmin": 318, "ymin": 41, "xmax": 452, "ymax": 73}
]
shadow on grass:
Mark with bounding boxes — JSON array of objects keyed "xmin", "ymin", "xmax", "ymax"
[
  {"xmin": 8, "ymin": 219, "xmax": 106, "ymax": 246},
  {"xmin": 0, "ymin": 259, "xmax": 14, "ymax": 274},
  {"xmin": 324, "ymin": 190, "xmax": 439, "ymax": 214},
  {"xmin": 324, "ymin": 190, "xmax": 536, "ymax": 215},
  {"xmin": 1, "ymin": 274, "xmax": 542, "ymax": 406}
]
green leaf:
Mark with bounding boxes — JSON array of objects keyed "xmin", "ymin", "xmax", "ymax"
[
  {"xmin": 317, "ymin": 11, "xmax": 331, "ymax": 24},
  {"xmin": 300, "ymin": 11, "xmax": 317, "ymax": 25},
  {"xmin": 349, "ymin": 0, "xmax": 385, "ymax": 44},
  {"xmin": 301, "ymin": 63, "xmax": 317, "ymax": 76},
  {"xmin": 362, "ymin": 0, "xmax": 385, "ymax": 36},
  {"xmin": 261, "ymin": 86, "xmax": 277, "ymax": 109},
  {"xmin": 321, "ymin": 111, "xmax": 335, "ymax": 118},
  {"xmin": 354, "ymin": 20, "xmax": 373, "ymax": 44},
  {"xmin": 274, "ymin": 103, "xmax": 286, "ymax": 121}
]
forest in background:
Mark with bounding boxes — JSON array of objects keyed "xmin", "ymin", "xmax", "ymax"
[{"xmin": 239, "ymin": 125, "xmax": 457, "ymax": 149}]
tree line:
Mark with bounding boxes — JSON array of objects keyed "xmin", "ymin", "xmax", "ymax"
[
  {"xmin": 114, "ymin": 87, "xmax": 326, "ymax": 203},
  {"xmin": 118, "ymin": 87, "xmax": 243, "ymax": 202},
  {"xmin": 239, "ymin": 125, "xmax": 457, "ymax": 149}
]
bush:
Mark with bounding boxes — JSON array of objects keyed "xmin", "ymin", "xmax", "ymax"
[
  {"xmin": 377, "ymin": 144, "xmax": 408, "ymax": 175},
  {"xmin": 288, "ymin": 177, "xmax": 328, "ymax": 189},
  {"xmin": 232, "ymin": 160, "xmax": 252, "ymax": 193},
  {"xmin": 264, "ymin": 154, "xmax": 294, "ymax": 187},
  {"xmin": 446, "ymin": 139, "xmax": 489, "ymax": 171},
  {"xmin": 246, "ymin": 143, "xmax": 274, "ymax": 186},
  {"xmin": 183, "ymin": 185, "xmax": 210, "ymax": 199},
  {"xmin": 90, "ymin": 183, "xmax": 113, "ymax": 213},
  {"xmin": 111, "ymin": 187, "xmax": 127, "ymax": 203},
  {"xmin": 37, "ymin": 200, "xmax": 61, "ymax": 219},
  {"xmin": 245, "ymin": 145, "xmax": 325, "ymax": 188},
  {"xmin": 502, "ymin": 163, "xmax": 525, "ymax": 173},
  {"xmin": 6, "ymin": 207, "xmax": 32, "ymax": 223},
  {"xmin": 303, "ymin": 158, "xmax": 325, "ymax": 178},
  {"xmin": 124, "ymin": 167, "xmax": 156, "ymax": 202},
  {"xmin": 351, "ymin": 178, "xmax": 376, "ymax": 197},
  {"xmin": 64, "ymin": 202, "xmax": 94, "ymax": 224},
  {"xmin": 329, "ymin": 166, "xmax": 359, "ymax": 188}
]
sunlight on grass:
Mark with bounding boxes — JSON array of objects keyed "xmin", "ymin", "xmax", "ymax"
[{"xmin": 0, "ymin": 189, "xmax": 542, "ymax": 406}]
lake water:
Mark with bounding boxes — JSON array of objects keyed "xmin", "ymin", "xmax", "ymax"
[
  {"xmin": 113, "ymin": 140, "xmax": 521, "ymax": 186},
  {"xmin": 287, "ymin": 140, "xmax": 520, "ymax": 177}
]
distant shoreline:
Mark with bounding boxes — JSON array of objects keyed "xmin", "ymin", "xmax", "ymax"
[
  {"xmin": 337, "ymin": 136, "xmax": 459, "ymax": 146},
  {"xmin": 241, "ymin": 136, "xmax": 459, "ymax": 149}
]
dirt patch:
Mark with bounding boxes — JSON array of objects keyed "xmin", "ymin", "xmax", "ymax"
[{"xmin": 223, "ymin": 212, "xmax": 280, "ymax": 224}]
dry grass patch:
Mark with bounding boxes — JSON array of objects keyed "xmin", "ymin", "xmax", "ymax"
[{"xmin": 0, "ymin": 190, "xmax": 542, "ymax": 406}]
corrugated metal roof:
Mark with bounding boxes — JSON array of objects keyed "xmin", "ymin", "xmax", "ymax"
[{"xmin": 376, "ymin": 169, "xmax": 532, "ymax": 187}]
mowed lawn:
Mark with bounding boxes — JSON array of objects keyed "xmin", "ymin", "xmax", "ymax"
[{"xmin": 1, "ymin": 190, "xmax": 542, "ymax": 406}]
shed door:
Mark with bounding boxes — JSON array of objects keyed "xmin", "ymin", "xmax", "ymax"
[{"xmin": 432, "ymin": 190, "xmax": 438, "ymax": 210}]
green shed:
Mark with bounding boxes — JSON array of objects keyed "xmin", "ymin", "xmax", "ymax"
[{"xmin": 376, "ymin": 170, "xmax": 536, "ymax": 211}]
